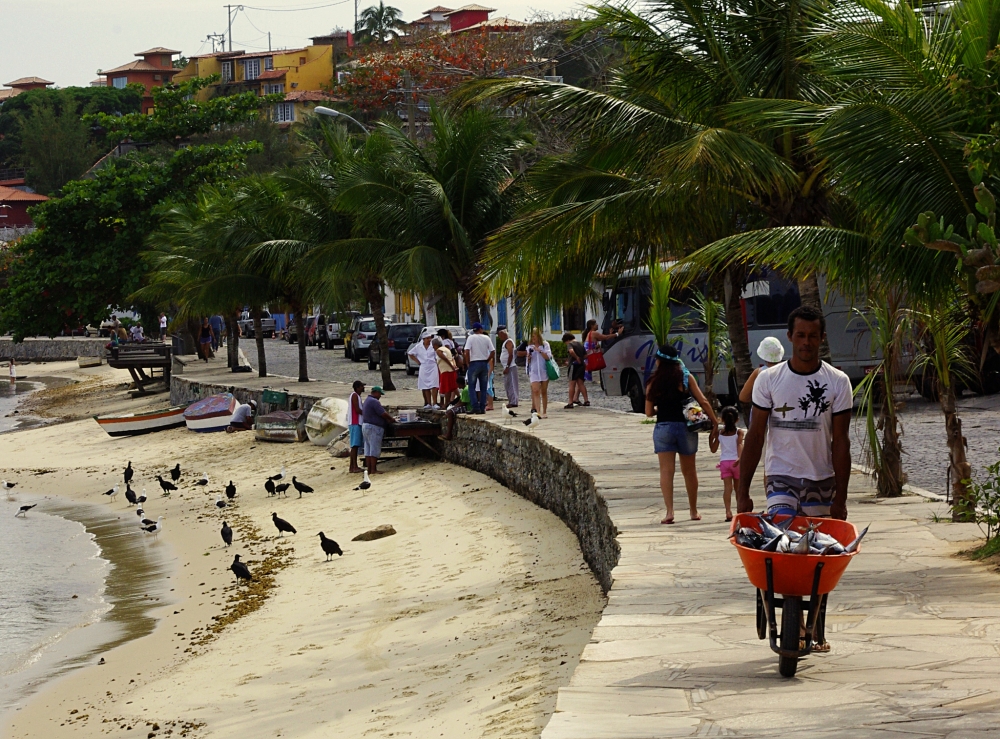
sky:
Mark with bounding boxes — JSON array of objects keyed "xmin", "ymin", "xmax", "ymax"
[{"xmin": 0, "ymin": 0, "xmax": 585, "ymax": 89}]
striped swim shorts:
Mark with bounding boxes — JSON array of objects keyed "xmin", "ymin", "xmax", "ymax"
[{"xmin": 764, "ymin": 475, "xmax": 836, "ymax": 518}]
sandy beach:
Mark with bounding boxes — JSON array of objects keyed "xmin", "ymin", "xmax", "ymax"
[{"xmin": 1, "ymin": 363, "xmax": 605, "ymax": 739}]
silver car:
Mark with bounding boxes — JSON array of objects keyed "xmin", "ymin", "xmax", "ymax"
[{"xmin": 350, "ymin": 318, "xmax": 384, "ymax": 361}]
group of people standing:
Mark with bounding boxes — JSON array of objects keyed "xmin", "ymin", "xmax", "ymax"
[{"xmin": 644, "ymin": 306, "xmax": 853, "ymax": 528}]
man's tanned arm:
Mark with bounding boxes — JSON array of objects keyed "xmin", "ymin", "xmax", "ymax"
[{"xmin": 737, "ymin": 408, "xmax": 769, "ymax": 513}]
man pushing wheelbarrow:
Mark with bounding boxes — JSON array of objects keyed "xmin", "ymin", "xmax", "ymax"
[{"xmin": 734, "ymin": 306, "xmax": 860, "ymax": 675}]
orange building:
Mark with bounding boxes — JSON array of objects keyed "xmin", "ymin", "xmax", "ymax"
[
  {"xmin": 99, "ymin": 48, "xmax": 180, "ymax": 114},
  {"xmin": 0, "ymin": 77, "xmax": 54, "ymax": 104}
]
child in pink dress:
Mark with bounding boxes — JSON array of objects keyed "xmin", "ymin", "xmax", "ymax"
[{"xmin": 710, "ymin": 406, "xmax": 744, "ymax": 522}]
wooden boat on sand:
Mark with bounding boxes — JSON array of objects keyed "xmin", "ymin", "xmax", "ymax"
[
  {"xmin": 95, "ymin": 406, "xmax": 186, "ymax": 437},
  {"xmin": 254, "ymin": 409, "xmax": 308, "ymax": 443},
  {"xmin": 305, "ymin": 397, "xmax": 348, "ymax": 446},
  {"xmin": 184, "ymin": 393, "xmax": 238, "ymax": 432}
]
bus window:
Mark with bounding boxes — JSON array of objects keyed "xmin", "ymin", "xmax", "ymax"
[{"xmin": 745, "ymin": 272, "xmax": 800, "ymax": 328}]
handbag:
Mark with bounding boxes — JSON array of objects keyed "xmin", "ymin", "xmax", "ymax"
[
  {"xmin": 682, "ymin": 397, "xmax": 713, "ymax": 432},
  {"xmin": 546, "ymin": 357, "xmax": 560, "ymax": 381},
  {"xmin": 585, "ymin": 351, "xmax": 606, "ymax": 372}
]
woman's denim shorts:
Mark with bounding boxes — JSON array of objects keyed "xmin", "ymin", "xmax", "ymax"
[{"xmin": 653, "ymin": 421, "xmax": 698, "ymax": 455}]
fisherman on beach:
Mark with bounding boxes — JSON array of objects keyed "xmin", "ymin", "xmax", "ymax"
[{"xmin": 8, "ymin": 359, "xmax": 15, "ymax": 387}]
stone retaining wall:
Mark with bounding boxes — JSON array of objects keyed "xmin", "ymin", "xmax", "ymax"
[
  {"xmin": 170, "ymin": 371, "xmax": 621, "ymax": 593},
  {"xmin": 429, "ymin": 413, "xmax": 619, "ymax": 592},
  {"xmin": 0, "ymin": 337, "xmax": 106, "ymax": 361}
]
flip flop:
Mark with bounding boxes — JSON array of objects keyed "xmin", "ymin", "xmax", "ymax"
[{"xmin": 661, "ymin": 517, "xmax": 675, "ymax": 525}]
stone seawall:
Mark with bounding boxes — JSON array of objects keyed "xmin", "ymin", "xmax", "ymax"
[
  {"xmin": 430, "ymin": 413, "xmax": 620, "ymax": 593},
  {"xmin": 171, "ymin": 371, "xmax": 620, "ymax": 592},
  {"xmin": 0, "ymin": 337, "xmax": 106, "ymax": 361}
]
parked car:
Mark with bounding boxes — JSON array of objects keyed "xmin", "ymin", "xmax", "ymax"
[
  {"xmin": 286, "ymin": 314, "xmax": 319, "ymax": 344},
  {"xmin": 344, "ymin": 314, "xmax": 370, "ymax": 360},
  {"xmin": 406, "ymin": 325, "xmax": 468, "ymax": 375},
  {"xmin": 238, "ymin": 310, "xmax": 276, "ymax": 339},
  {"xmin": 325, "ymin": 311, "xmax": 358, "ymax": 350},
  {"xmin": 368, "ymin": 323, "xmax": 424, "ymax": 370},
  {"xmin": 347, "ymin": 317, "xmax": 383, "ymax": 361}
]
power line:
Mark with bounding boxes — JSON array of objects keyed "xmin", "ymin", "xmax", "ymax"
[{"xmin": 240, "ymin": 0, "xmax": 352, "ymax": 11}]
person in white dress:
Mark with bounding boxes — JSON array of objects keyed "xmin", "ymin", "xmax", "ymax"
[
  {"xmin": 525, "ymin": 327, "xmax": 553, "ymax": 417},
  {"xmin": 408, "ymin": 331, "xmax": 441, "ymax": 408}
]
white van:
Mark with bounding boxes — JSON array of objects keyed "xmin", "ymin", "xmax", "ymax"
[{"xmin": 599, "ymin": 269, "xmax": 876, "ymax": 412}]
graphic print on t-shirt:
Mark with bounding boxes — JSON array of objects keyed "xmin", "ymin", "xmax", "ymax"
[{"xmin": 773, "ymin": 378, "xmax": 831, "ymax": 430}]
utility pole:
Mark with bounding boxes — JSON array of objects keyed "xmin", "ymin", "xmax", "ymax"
[
  {"xmin": 404, "ymin": 71, "xmax": 417, "ymax": 141},
  {"xmin": 354, "ymin": 0, "xmax": 358, "ymax": 35},
  {"xmin": 225, "ymin": 4, "xmax": 235, "ymax": 51},
  {"xmin": 268, "ymin": 32, "xmax": 271, "ymax": 51}
]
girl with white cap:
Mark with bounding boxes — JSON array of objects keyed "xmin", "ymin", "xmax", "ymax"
[{"xmin": 739, "ymin": 336, "xmax": 785, "ymax": 403}]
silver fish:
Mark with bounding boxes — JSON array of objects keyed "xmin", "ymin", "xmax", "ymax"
[
  {"xmin": 844, "ymin": 525, "xmax": 870, "ymax": 554},
  {"xmin": 760, "ymin": 534, "xmax": 783, "ymax": 552},
  {"xmin": 756, "ymin": 515, "xmax": 785, "ymax": 541}
]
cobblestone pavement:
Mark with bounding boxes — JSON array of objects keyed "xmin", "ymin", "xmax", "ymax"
[{"xmin": 249, "ymin": 339, "xmax": 1000, "ymax": 491}]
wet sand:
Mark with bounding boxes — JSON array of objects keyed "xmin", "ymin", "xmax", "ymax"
[{"xmin": 1, "ymin": 364, "xmax": 605, "ymax": 739}]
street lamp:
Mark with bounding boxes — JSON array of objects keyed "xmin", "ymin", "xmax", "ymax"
[{"xmin": 314, "ymin": 106, "xmax": 368, "ymax": 136}]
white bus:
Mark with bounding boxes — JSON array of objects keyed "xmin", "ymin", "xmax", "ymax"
[{"xmin": 598, "ymin": 269, "xmax": 876, "ymax": 412}]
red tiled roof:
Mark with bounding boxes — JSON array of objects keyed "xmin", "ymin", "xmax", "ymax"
[
  {"xmin": 135, "ymin": 47, "xmax": 180, "ymax": 56},
  {"xmin": 0, "ymin": 89, "xmax": 18, "ymax": 101},
  {"xmin": 102, "ymin": 60, "xmax": 181, "ymax": 75},
  {"xmin": 452, "ymin": 15, "xmax": 525, "ymax": 31},
  {"xmin": 423, "ymin": 5, "xmax": 454, "ymax": 12},
  {"xmin": 257, "ymin": 69, "xmax": 287, "ymax": 80},
  {"xmin": 0, "ymin": 186, "xmax": 48, "ymax": 203},
  {"xmin": 5, "ymin": 76, "xmax": 53, "ymax": 87},
  {"xmin": 444, "ymin": 4, "xmax": 495, "ymax": 15},
  {"xmin": 285, "ymin": 90, "xmax": 340, "ymax": 102}
]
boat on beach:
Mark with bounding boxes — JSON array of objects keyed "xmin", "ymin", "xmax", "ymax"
[
  {"xmin": 183, "ymin": 393, "xmax": 238, "ymax": 433},
  {"xmin": 94, "ymin": 406, "xmax": 187, "ymax": 437},
  {"xmin": 255, "ymin": 409, "xmax": 308, "ymax": 443},
  {"xmin": 305, "ymin": 397, "xmax": 348, "ymax": 446}
]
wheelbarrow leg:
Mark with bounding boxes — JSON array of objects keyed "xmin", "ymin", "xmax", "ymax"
[
  {"xmin": 803, "ymin": 561, "xmax": 825, "ymax": 650},
  {"xmin": 764, "ymin": 558, "xmax": 780, "ymax": 654}
]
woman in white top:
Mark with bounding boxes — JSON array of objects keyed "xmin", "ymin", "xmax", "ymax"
[
  {"xmin": 709, "ymin": 406, "xmax": 744, "ymax": 522},
  {"xmin": 525, "ymin": 327, "xmax": 553, "ymax": 417},
  {"xmin": 408, "ymin": 332, "xmax": 441, "ymax": 408}
]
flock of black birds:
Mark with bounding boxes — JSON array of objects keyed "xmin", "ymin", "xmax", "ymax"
[{"xmin": 97, "ymin": 461, "xmax": 346, "ymax": 585}]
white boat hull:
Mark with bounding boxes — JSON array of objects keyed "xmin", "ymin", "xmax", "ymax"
[{"xmin": 95, "ymin": 407, "xmax": 186, "ymax": 437}]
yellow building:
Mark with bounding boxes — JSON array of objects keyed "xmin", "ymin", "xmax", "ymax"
[{"xmin": 174, "ymin": 43, "xmax": 339, "ymax": 123}]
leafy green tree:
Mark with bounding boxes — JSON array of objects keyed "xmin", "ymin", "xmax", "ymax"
[
  {"xmin": 0, "ymin": 78, "xmax": 274, "ymax": 340},
  {"xmin": 357, "ymin": 2, "xmax": 405, "ymax": 43},
  {"xmin": 18, "ymin": 102, "xmax": 100, "ymax": 195}
]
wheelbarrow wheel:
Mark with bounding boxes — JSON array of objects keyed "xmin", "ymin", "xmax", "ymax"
[{"xmin": 778, "ymin": 597, "xmax": 801, "ymax": 677}]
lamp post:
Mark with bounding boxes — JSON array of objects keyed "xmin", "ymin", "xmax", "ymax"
[{"xmin": 314, "ymin": 106, "xmax": 368, "ymax": 136}]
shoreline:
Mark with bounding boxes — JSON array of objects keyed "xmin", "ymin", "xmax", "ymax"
[
  {"xmin": 0, "ymin": 494, "xmax": 174, "ymax": 715},
  {"xmin": 1, "ymin": 364, "xmax": 604, "ymax": 738}
]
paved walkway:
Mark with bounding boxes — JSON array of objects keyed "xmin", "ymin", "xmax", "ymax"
[{"xmin": 479, "ymin": 408, "xmax": 1000, "ymax": 738}]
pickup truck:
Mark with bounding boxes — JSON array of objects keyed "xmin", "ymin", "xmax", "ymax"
[{"xmin": 238, "ymin": 310, "xmax": 276, "ymax": 339}]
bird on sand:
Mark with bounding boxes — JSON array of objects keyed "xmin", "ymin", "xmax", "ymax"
[
  {"xmin": 156, "ymin": 476, "xmax": 177, "ymax": 495},
  {"xmin": 264, "ymin": 478, "xmax": 276, "ymax": 497},
  {"xmin": 1, "ymin": 480, "xmax": 15, "ymax": 491},
  {"xmin": 225, "ymin": 481, "xmax": 236, "ymax": 500},
  {"xmin": 275, "ymin": 482, "xmax": 290, "ymax": 497},
  {"xmin": 291, "ymin": 477, "xmax": 313, "ymax": 498},
  {"xmin": 136, "ymin": 507, "xmax": 144, "ymax": 518},
  {"xmin": 522, "ymin": 410, "xmax": 540, "ymax": 431},
  {"xmin": 230, "ymin": 554, "xmax": 252, "ymax": 582},
  {"xmin": 103, "ymin": 484, "xmax": 120, "ymax": 502},
  {"xmin": 271, "ymin": 512, "xmax": 296, "ymax": 536},
  {"xmin": 317, "ymin": 532, "xmax": 343, "ymax": 560},
  {"xmin": 169, "ymin": 463, "xmax": 181, "ymax": 482},
  {"xmin": 268, "ymin": 466, "xmax": 286, "ymax": 482},
  {"xmin": 123, "ymin": 462, "xmax": 133, "ymax": 485},
  {"xmin": 140, "ymin": 517, "xmax": 158, "ymax": 527},
  {"xmin": 215, "ymin": 496, "xmax": 227, "ymax": 509},
  {"xmin": 137, "ymin": 489, "xmax": 147, "ymax": 505},
  {"xmin": 14, "ymin": 504, "xmax": 36, "ymax": 517},
  {"xmin": 221, "ymin": 521, "xmax": 233, "ymax": 547},
  {"xmin": 502, "ymin": 404, "xmax": 518, "ymax": 424},
  {"xmin": 195, "ymin": 473, "xmax": 209, "ymax": 487},
  {"xmin": 353, "ymin": 470, "xmax": 371, "ymax": 492},
  {"xmin": 142, "ymin": 516, "xmax": 163, "ymax": 538},
  {"xmin": 125, "ymin": 486, "xmax": 138, "ymax": 507}
]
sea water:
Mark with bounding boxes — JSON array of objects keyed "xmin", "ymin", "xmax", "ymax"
[
  {"xmin": 0, "ymin": 496, "xmax": 171, "ymax": 715},
  {"xmin": 0, "ymin": 380, "xmax": 43, "ymax": 434}
]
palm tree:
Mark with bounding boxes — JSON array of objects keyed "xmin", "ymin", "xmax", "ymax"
[
  {"xmin": 331, "ymin": 105, "xmax": 533, "ymax": 325},
  {"xmin": 358, "ymin": 2, "xmax": 405, "ymax": 43}
]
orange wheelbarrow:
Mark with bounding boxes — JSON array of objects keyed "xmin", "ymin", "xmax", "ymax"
[{"xmin": 730, "ymin": 513, "xmax": 861, "ymax": 677}]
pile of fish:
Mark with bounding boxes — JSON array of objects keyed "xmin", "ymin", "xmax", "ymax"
[{"xmin": 731, "ymin": 514, "xmax": 868, "ymax": 555}]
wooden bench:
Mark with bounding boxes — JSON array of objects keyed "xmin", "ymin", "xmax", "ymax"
[{"xmin": 106, "ymin": 343, "xmax": 171, "ymax": 396}]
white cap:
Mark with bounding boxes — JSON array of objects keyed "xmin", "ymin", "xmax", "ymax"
[{"xmin": 757, "ymin": 336, "xmax": 785, "ymax": 364}]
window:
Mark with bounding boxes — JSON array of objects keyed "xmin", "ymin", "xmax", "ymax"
[
  {"xmin": 273, "ymin": 102, "xmax": 295, "ymax": 122},
  {"xmin": 300, "ymin": 57, "xmax": 306, "ymax": 65},
  {"xmin": 549, "ymin": 306, "xmax": 561, "ymax": 332},
  {"xmin": 153, "ymin": 74, "xmax": 161, "ymax": 81},
  {"xmin": 744, "ymin": 270, "xmax": 801, "ymax": 328},
  {"xmin": 264, "ymin": 57, "xmax": 273, "ymax": 70},
  {"xmin": 112, "ymin": 76, "xmax": 127, "ymax": 89},
  {"xmin": 221, "ymin": 61, "xmax": 233, "ymax": 82},
  {"xmin": 497, "ymin": 298, "xmax": 508, "ymax": 327},
  {"xmin": 243, "ymin": 58, "xmax": 261, "ymax": 81},
  {"xmin": 265, "ymin": 83, "xmax": 284, "ymax": 94},
  {"xmin": 562, "ymin": 302, "xmax": 586, "ymax": 332}
]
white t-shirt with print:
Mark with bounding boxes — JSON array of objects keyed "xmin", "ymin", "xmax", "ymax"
[{"xmin": 752, "ymin": 361, "xmax": 852, "ymax": 481}]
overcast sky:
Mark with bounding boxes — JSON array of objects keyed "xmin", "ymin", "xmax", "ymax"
[{"xmin": 1, "ymin": 0, "xmax": 586, "ymax": 89}]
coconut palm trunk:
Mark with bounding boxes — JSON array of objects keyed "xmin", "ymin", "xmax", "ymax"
[
  {"xmin": 291, "ymin": 302, "xmax": 308, "ymax": 382},
  {"xmin": 724, "ymin": 265, "xmax": 754, "ymax": 417},
  {"xmin": 797, "ymin": 273, "xmax": 832, "ymax": 361},
  {"xmin": 363, "ymin": 275, "xmax": 395, "ymax": 391},
  {"xmin": 252, "ymin": 308, "xmax": 267, "ymax": 377},
  {"xmin": 940, "ymin": 383, "xmax": 973, "ymax": 520},
  {"xmin": 225, "ymin": 313, "xmax": 240, "ymax": 370}
]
